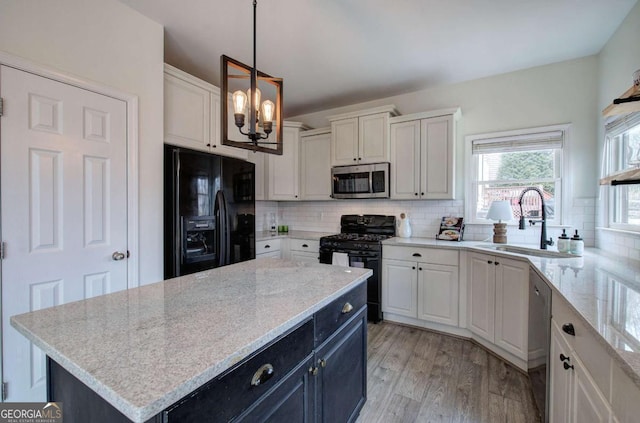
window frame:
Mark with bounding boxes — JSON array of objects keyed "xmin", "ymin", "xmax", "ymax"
[
  {"xmin": 465, "ymin": 124, "xmax": 571, "ymax": 226},
  {"xmin": 604, "ymin": 112, "xmax": 640, "ymax": 232}
]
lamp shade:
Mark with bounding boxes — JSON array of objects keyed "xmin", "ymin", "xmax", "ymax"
[{"xmin": 486, "ymin": 200, "xmax": 514, "ymax": 222}]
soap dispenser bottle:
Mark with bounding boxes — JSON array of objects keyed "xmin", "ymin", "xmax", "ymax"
[
  {"xmin": 557, "ymin": 229, "xmax": 570, "ymax": 253},
  {"xmin": 570, "ymin": 230, "xmax": 584, "ymax": 256}
]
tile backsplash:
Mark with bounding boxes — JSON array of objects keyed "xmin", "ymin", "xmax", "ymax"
[{"xmin": 256, "ymin": 197, "xmax": 596, "ymax": 246}]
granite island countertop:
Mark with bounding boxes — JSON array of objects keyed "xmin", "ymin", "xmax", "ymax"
[
  {"xmin": 383, "ymin": 236, "xmax": 640, "ymax": 390},
  {"xmin": 11, "ymin": 259, "xmax": 372, "ymax": 423}
]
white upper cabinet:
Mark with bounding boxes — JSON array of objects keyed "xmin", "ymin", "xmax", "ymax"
[
  {"xmin": 328, "ymin": 105, "xmax": 398, "ymax": 167},
  {"xmin": 300, "ymin": 128, "xmax": 332, "ymax": 201},
  {"xmin": 164, "ymin": 64, "xmax": 247, "ymax": 160},
  {"xmin": 267, "ymin": 122, "xmax": 308, "ymax": 201},
  {"xmin": 247, "ymin": 152, "xmax": 266, "ymax": 201},
  {"xmin": 390, "ymin": 108, "xmax": 460, "ymax": 200}
]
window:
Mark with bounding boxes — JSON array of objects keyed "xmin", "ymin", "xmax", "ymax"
[
  {"xmin": 604, "ymin": 113, "xmax": 640, "ymax": 230},
  {"xmin": 465, "ymin": 125, "xmax": 567, "ymax": 225}
]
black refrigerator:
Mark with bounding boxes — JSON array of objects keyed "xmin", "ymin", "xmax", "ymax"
[{"xmin": 164, "ymin": 145, "xmax": 255, "ymax": 278}]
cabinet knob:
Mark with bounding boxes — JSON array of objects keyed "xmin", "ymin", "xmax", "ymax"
[
  {"xmin": 309, "ymin": 366, "xmax": 318, "ymax": 376},
  {"xmin": 419, "ymin": 267, "xmax": 423, "ymax": 271},
  {"xmin": 487, "ymin": 260, "xmax": 493, "ymax": 264},
  {"xmin": 562, "ymin": 323, "xmax": 576, "ymax": 336},
  {"xmin": 206, "ymin": 143, "xmax": 211, "ymax": 147},
  {"xmin": 414, "ymin": 193, "xmax": 418, "ymax": 196},
  {"xmin": 353, "ymin": 158, "xmax": 357, "ymax": 161},
  {"xmin": 358, "ymin": 157, "xmax": 362, "ymax": 160},
  {"xmin": 318, "ymin": 358, "xmax": 327, "ymax": 368},
  {"xmin": 250, "ymin": 363, "xmax": 274, "ymax": 386},
  {"xmin": 412, "ymin": 266, "xmax": 416, "ymax": 270},
  {"xmin": 563, "ymin": 362, "xmax": 574, "ymax": 371},
  {"xmin": 212, "ymin": 145, "xmax": 216, "ymax": 148},
  {"xmin": 559, "ymin": 354, "xmax": 570, "ymax": 362},
  {"xmin": 494, "ymin": 262, "xmax": 499, "ymax": 266},
  {"xmin": 421, "ymin": 192, "xmax": 424, "ymax": 196},
  {"xmin": 341, "ymin": 302, "xmax": 354, "ymax": 314}
]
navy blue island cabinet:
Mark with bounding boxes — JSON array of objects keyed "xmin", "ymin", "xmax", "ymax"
[{"xmin": 47, "ymin": 282, "xmax": 368, "ymax": 423}]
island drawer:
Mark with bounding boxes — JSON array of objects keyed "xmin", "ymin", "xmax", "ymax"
[
  {"xmin": 164, "ymin": 319, "xmax": 314, "ymax": 423},
  {"xmin": 383, "ymin": 245, "xmax": 458, "ymax": 265},
  {"xmin": 256, "ymin": 239, "xmax": 281, "ymax": 255},
  {"xmin": 315, "ymin": 282, "xmax": 367, "ymax": 346}
]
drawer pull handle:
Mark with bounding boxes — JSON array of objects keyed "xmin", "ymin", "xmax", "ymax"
[
  {"xmin": 412, "ymin": 253, "xmax": 422, "ymax": 257},
  {"xmin": 341, "ymin": 302, "xmax": 354, "ymax": 314},
  {"xmin": 562, "ymin": 323, "xmax": 575, "ymax": 336},
  {"xmin": 494, "ymin": 261, "xmax": 499, "ymax": 266},
  {"xmin": 302, "ymin": 244, "xmax": 308, "ymax": 248},
  {"xmin": 251, "ymin": 363, "xmax": 274, "ymax": 387},
  {"xmin": 559, "ymin": 354, "xmax": 570, "ymax": 362},
  {"xmin": 563, "ymin": 362, "xmax": 574, "ymax": 371},
  {"xmin": 319, "ymin": 358, "xmax": 327, "ymax": 368},
  {"xmin": 264, "ymin": 245, "xmax": 271, "ymax": 249}
]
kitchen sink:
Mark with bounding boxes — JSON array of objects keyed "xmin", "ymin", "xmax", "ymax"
[{"xmin": 478, "ymin": 244, "xmax": 576, "ymax": 258}]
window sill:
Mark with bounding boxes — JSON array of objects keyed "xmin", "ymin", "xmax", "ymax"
[{"xmin": 596, "ymin": 227, "xmax": 640, "ymax": 237}]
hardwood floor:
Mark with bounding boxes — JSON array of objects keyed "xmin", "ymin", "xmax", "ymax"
[{"xmin": 357, "ymin": 322, "xmax": 542, "ymax": 423}]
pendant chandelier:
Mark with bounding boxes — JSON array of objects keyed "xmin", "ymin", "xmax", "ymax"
[{"xmin": 221, "ymin": 0, "xmax": 284, "ymax": 155}]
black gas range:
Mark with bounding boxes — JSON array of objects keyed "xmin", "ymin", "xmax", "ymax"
[{"xmin": 319, "ymin": 215, "xmax": 396, "ymax": 322}]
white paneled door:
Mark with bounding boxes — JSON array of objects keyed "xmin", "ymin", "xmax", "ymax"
[{"xmin": 0, "ymin": 66, "xmax": 129, "ymax": 401}]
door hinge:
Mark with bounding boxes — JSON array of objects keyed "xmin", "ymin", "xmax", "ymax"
[
  {"xmin": 0, "ymin": 97, "xmax": 3, "ymax": 117},
  {"xmin": 2, "ymin": 382, "xmax": 7, "ymax": 401},
  {"xmin": 0, "ymin": 242, "xmax": 5, "ymax": 259}
]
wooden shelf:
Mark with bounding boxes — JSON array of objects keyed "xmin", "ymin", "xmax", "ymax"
[
  {"xmin": 599, "ymin": 167, "xmax": 640, "ymax": 185},
  {"xmin": 603, "ymin": 84, "xmax": 640, "ymax": 117}
]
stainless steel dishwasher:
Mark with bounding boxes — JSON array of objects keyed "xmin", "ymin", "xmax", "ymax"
[{"xmin": 528, "ymin": 268, "xmax": 552, "ymax": 423}]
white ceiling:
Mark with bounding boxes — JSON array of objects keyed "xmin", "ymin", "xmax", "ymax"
[{"xmin": 119, "ymin": 0, "xmax": 637, "ymax": 117}]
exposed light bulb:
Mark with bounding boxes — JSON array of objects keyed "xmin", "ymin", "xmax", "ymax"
[
  {"xmin": 232, "ymin": 90, "xmax": 248, "ymax": 114},
  {"xmin": 262, "ymin": 100, "xmax": 275, "ymax": 122}
]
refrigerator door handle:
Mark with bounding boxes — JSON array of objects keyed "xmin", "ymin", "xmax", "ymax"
[{"xmin": 215, "ymin": 190, "xmax": 230, "ymax": 266}]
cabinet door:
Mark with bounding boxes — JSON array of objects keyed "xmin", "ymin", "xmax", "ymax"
[
  {"xmin": 316, "ymin": 308, "xmax": 367, "ymax": 423},
  {"xmin": 382, "ymin": 259, "xmax": 418, "ymax": 318},
  {"xmin": 390, "ymin": 120, "xmax": 421, "ymax": 199},
  {"xmin": 331, "ymin": 118, "xmax": 359, "ymax": 166},
  {"xmin": 550, "ymin": 322, "xmax": 573, "ymax": 423},
  {"xmin": 358, "ymin": 113, "xmax": 389, "ymax": 164},
  {"xmin": 209, "ymin": 90, "xmax": 248, "ymax": 160},
  {"xmin": 467, "ymin": 252, "xmax": 495, "ymax": 342},
  {"xmin": 494, "ymin": 257, "xmax": 529, "ymax": 359},
  {"xmin": 236, "ymin": 356, "xmax": 315, "ymax": 423},
  {"xmin": 572, "ymin": 355, "xmax": 611, "ymax": 423},
  {"xmin": 417, "ymin": 263, "xmax": 459, "ymax": 326},
  {"xmin": 268, "ymin": 126, "xmax": 300, "ymax": 200},
  {"xmin": 164, "ymin": 72, "xmax": 210, "ymax": 152},
  {"xmin": 420, "ymin": 115, "xmax": 454, "ymax": 199},
  {"xmin": 300, "ymin": 132, "xmax": 332, "ymax": 200}
]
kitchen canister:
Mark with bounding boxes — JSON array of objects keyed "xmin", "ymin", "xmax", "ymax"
[
  {"xmin": 557, "ymin": 229, "xmax": 570, "ymax": 253},
  {"xmin": 570, "ymin": 230, "xmax": 584, "ymax": 256},
  {"xmin": 398, "ymin": 213, "xmax": 412, "ymax": 238}
]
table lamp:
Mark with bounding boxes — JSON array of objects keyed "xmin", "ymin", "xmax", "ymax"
[{"xmin": 486, "ymin": 200, "xmax": 513, "ymax": 244}]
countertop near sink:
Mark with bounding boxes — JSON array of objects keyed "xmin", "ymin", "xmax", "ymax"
[
  {"xmin": 11, "ymin": 259, "xmax": 372, "ymax": 423},
  {"xmin": 256, "ymin": 230, "xmax": 334, "ymax": 242},
  {"xmin": 383, "ymin": 236, "xmax": 640, "ymax": 389}
]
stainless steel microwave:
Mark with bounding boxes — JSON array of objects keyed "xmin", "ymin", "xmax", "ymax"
[{"xmin": 331, "ymin": 162, "xmax": 390, "ymax": 199}]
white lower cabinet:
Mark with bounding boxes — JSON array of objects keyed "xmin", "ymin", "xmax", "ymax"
[
  {"xmin": 382, "ymin": 246, "xmax": 459, "ymax": 327},
  {"xmin": 256, "ymin": 239, "xmax": 282, "ymax": 259},
  {"xmin": 289, "ymin": 238, "xmax": 319, "ymax": 264},
  {"xmin": 467, "ymin": 252, "xmax": 529, "ymax": 362},
  {"xmin": 550, "ymin": 321, "xmax": 611, "ymax": 423}
]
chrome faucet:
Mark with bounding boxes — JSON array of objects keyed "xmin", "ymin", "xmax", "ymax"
[{"xmin": 517, "ymin": 187, "xmax": 554, "ymax": 250}]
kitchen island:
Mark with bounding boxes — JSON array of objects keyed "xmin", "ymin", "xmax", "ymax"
[{"xmin": 11, "ymin": 258, "xmax": 372, "ymax": 422}]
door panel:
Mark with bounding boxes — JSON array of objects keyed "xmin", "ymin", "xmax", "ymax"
[
  {"xmin": 1, "ymin": 65, "xmax": 129, "ymax": 401},
  {"xmin": 381, "ymin": 259, "xmax": 417, "ymax": 318},
  {"xmin": 468, "ymin": 253, "xmax": 495, "ymax": 342}
]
